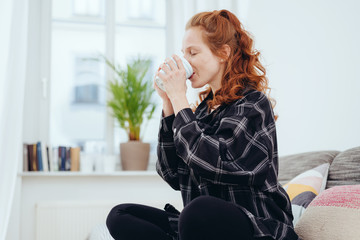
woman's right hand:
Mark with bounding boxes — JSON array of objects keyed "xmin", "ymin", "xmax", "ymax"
[
  {"xmin": 153, "ymin": 75, "xmax": 169, "ymax": 101},
  {"xmin": 154, "ymin": 73, "xmax": 175, "ymax": 116}
]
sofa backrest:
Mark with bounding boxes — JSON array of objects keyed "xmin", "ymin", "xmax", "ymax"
[
  {"xmin": 278, "ymin": 146, "xmax": 360, "ymax": 188},
  {"xmin": 278, "ymin": 150, "xmax": 339, "ymax": 186},
  {"xmin": 326, "ymin": 146, "xmax": 360, "ymax": 188}
]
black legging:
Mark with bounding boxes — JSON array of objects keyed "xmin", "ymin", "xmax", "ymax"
[{"xmin": 106, "ymin": 195, "xmax": 254, "ymax": 240}]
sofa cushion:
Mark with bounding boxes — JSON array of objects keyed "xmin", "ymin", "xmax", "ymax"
[
  {"xmin": 282, "ymin": 163, "xmax": 330, "ymax": 226},
  {"xmin": 326, "ymin": 146, "xmax": 360, "ymax": 188},
  {"xmin": 278, "ymin": 151, "xmax": 339, "ymax": 185},
  {"xmin": 295, "ymin": 185, "xmax": 360, "ymax": 240}
]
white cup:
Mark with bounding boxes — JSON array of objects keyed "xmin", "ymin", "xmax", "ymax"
[
  {"xmin": 155, "ymin": 56, "xmax": 193, "ymax": 91},
  {"xmin": 103, "ymin": 155, "xmax": 117, "ymax": 173},
  {"xmin": 94, "ymin": 154, "xmax": 104, "ymax": 172},
  {"xmin": 80, "ymin": 153, "xmax": 94, "ymax": 172}
]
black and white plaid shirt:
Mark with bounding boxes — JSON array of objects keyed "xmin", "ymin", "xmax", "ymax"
[{"xmin": 157, "ymin": 90, "xmax": 299, "ymax": 240}]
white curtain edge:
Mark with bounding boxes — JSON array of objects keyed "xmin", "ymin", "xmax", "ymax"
[{"xmin": 0, "ymin": 0, "xmax": 28, "ymax": 239}]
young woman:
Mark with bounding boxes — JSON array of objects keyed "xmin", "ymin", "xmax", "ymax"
[{"xmin": 106, "ymin": 9, "xmax": 299, "ymax": 240}]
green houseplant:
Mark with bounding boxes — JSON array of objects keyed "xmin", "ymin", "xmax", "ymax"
[{"xmin": 104, "ymin": 56, "xmax": 157, "ymax": 170}]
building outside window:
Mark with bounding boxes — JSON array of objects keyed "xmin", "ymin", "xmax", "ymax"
[{"xmin": 73, "ymin": 54, "xmax": 104, "ymax": 105}]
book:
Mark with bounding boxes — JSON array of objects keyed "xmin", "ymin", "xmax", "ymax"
[
  {"xmin": 36, "ymin": 142, "xmax": 44, "ymax": 171},
  {"xmin": 23, "ymin": 142, "xmax": 83, "ymax": 172},
  {"xmin": 33, "ymin": 144, "xmax": 38, "ymax": 171},
  {"xmin": 27, "ymin": 144, "xmax": 38, "ymax": 171},
  {"xmin": 52, "ymin": 147, "xmax": 59, "ymax": 171},
  {"xmin": 66, "ymin": 147, "xmax": 71, "ymax": 171},
  {"xmin": 23, "ymin": 143, "xmax": 29, "ymax": 171},
  {"xmin": 59, "ymin": 146, "xmax": 66, "ymax": 171},
  {"xmin": 46, "ymin": 145, "xmax": 52, "ymax": 171},
  {"xmin": 41, "ymin": 142, "xmax": 49, "ymax": 172},
  {"xmin": 70, "ymin": 147, "xmax": 80, "ymax": 171}
]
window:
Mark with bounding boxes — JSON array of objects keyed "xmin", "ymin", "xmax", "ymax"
[
  {"xmin": 127, "ymin": 0, "xmax": 154, "ymax": 20},
  {"xmin": 73, "ymin": 54, "xmax": 104, "ymax": 105},
  {"xmin": 73, "ymin": 0, "xmax": 104, "ymax": 17},
  {"xmin": 49, "ymin": 0, "xmax": 166, "ymax": 156}
]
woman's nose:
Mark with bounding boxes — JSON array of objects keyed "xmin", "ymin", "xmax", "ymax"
[{"xmin": 183, "ymin": 55, "xmax": 192, "ymax": 65}]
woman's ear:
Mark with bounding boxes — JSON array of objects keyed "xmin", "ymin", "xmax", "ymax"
[{"xmin": 220, "ymin": 44, "xmax": 231, "ymax": 61}]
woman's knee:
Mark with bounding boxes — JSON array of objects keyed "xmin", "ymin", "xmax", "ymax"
[
  {"xmin": 106, "ymin": 204, "xmax": 134, "ymax": 236},
  {"xmin": 179, "ymin": 196, "xmax": 213, "ymax": 228},
  {"xmin": 180, "ymin": 195, "xmax": 219, "ymax": 218},
  {"xmin": 179, "ymin": 196, "xmax": 254, "ymax": 240},
  {"xmin": 106, "ymin": 203, "xmax": 174, "ymax": 240},
  {"xmin": 179, "ymin": 196, "xmax": 217, "ymax": 239}
]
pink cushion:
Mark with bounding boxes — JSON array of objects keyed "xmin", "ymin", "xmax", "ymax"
[
  {"xmin": 295, "ymin": 185, "xmax": 360, "ymax": 240},
  {"xmin": 309, "ymin": 185, "xmax": 360, "ymax": 208}
]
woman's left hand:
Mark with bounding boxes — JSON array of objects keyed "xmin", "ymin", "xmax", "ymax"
[{"xmin": 158, "ymin": 55, "xmax": 188, "ymax": 100}]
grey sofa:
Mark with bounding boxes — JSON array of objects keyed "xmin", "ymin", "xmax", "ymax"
[
  {"xmin": 278, "ymin": 146, "xmax": 360, "ymax": 188},
  {"xmin": 90, "ymin": 147, "xmax": 360, "ymax": 240},
  {"xmin": 278, "ymin": 146, "xmax": 360, "ymax": 240}
]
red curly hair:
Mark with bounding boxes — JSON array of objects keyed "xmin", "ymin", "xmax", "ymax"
[{"xmin": 186, "ymin": 10, "xmax": 277, "ymax": 118}]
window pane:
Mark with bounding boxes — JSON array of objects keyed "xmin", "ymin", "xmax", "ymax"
[
  {"xmin": 113, "ymin": 26, "xmax": 165, "ymax": 154},
  {"xmin": 49, "ymin": 0, "xmax": 166, "ymax": 159},
  {"xmin": 113, "ymin": 0, "xmax": 166, "ymax": 156},
  {"xmin": 115, "ymin": 0, "xmax": 166, "ymax": 26},
  {"xmin": 115, "ymin": 26, "xmax": 166, "ymax": 65},
  {"xmin": 50, "ymin": 1, "xmax": 106, "ymax": 149},
  {"xmin": 53, "ymin": 0, "xmax": 105, "ymax": 23}
]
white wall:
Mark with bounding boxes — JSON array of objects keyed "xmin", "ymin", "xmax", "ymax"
[
  {"xmin": 21, "ymin": 0, "xmax": 360, "ymax": 157},
  {"xmin": 246, "ymin": 0, "xmax": 360, "ymax": 156},
  {"xmin": 5, "ymin": 1, "xmax": 42, "ymax": 239},
  {"xmin": 5, "ymin": 1, "xmax": 360, "ymax": 239}
]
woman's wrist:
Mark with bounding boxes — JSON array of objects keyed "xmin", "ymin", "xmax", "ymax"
[
  {"xmin": 162, "ymin": 99, "xmax": 174, "ymax": 117},
  {"xmin": 170, "ymin": 93, "xmax": 190, "ymax": 115}
]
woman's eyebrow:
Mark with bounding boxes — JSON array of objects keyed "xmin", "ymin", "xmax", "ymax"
[{"xmin": 181, "ymin": 46, "xmax": 199, "ymax": 53}]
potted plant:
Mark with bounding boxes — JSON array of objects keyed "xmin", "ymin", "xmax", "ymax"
[{"xmin": 103, "ymin": 56, "xmax": 156, "ymax": 170}]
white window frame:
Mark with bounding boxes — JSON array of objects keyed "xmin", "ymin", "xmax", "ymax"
[{"xmin": 38, "ymin": 0, "xmax": 172, "ymax": 153}]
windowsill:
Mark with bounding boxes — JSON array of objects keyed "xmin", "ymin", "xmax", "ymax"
[{"xmin": 19, "ymin": 170, "xmax": 158, "ymax": 177}]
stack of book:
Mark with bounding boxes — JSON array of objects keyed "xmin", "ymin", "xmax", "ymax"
[{"xmin": 23, "ymin": 142, "xmax": 80, "ymax": 172}]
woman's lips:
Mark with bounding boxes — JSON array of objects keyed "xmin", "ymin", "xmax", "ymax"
[{"xmin": 190, "ymin": 72, "xmax": 195, "ymax": 79}]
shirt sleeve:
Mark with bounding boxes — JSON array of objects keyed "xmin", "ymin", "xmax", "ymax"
[
  {"xmin": 156, "ymin": 113, "xmax": 181, "ymax": 190},
  {"xmin": 172, "ymin": 93, "xmax": 275, "ymax": 186}
]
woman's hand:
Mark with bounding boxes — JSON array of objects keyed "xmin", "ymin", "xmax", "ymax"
[
  {"xmin": 158, "ymin": 55, "xmax": 187, "ymax": 99},
  {"xmin": 154, "ymin": 55, "xmax": 190, "ymax": 115},
  {"xmin": 153, "ymin": 78, "xmax": 174, "ymax": 117},
  {"xmin": 153, "ymin": 74, "xmax": 169, "ymax": 101}
]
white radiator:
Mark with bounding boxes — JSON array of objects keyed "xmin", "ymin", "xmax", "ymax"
[
  {"xmin": 35, "ymin": 201, "xmax": 173, "ymax": 240},
  {"xmin": 35, "ymin": 201, "xmax": 117, "ymax": 240}
]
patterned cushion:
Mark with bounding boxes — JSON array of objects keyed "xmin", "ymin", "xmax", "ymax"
[
  {"xmin": 295, "ymin": 185, "xmax": 360, "ymax": 239},
  {"xmin": 282, "ymin": 163, "xmax": 330, "ymax": 226}
]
